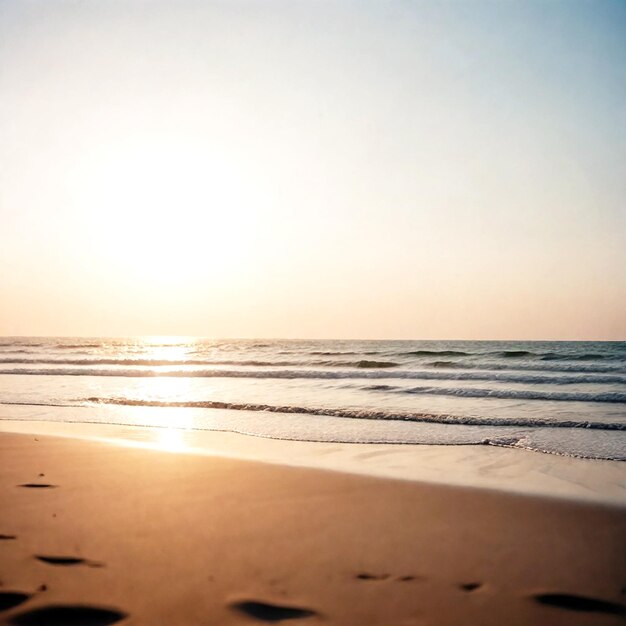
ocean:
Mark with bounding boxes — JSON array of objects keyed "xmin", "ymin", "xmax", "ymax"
[{"xmin": 0, "ymin": 337, "xmax": 624, "ymax": 460}]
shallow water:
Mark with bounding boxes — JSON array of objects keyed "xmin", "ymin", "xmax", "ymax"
[{"xmin": 0, "ymin": 337, "xmax": 624, "ymax": 459}]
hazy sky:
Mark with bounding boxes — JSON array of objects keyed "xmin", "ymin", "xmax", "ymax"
[{"xmin": 0, "ymin": 0, "xmax": 624, "ymax": 339}]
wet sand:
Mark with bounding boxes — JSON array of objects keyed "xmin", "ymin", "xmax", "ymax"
[{"xmin": 0, "ymin": 431, "xmax": 625, "ymax": 625}]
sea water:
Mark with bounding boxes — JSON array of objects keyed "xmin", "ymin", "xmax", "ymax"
[{"xmin": 0, "ymin": 338, "xmax": 624, "ymax": 460}]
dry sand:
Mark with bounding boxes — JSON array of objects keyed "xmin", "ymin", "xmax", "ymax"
[{"xmin": 0, "ymin": 431, "xmax": 625, "ymax": 625}]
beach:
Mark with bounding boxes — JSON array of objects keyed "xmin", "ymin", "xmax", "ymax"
[
  {"xmin": 1, "ymin": 426, "xmax": 624, "ymax": 625},
  {"xmin": 2, "ymin": 0, "xmax": 624, "ymax": 622}
]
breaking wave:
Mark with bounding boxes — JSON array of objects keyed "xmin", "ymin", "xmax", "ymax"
[
  {"xmin": 59, "ymin": 397, "xmax": 624, "ymax": 430},
  {"xmin": 376, "ymin": 385, "xmax": 626, "ymax": 403}
]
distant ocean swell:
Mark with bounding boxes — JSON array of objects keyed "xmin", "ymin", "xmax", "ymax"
[
  {"xmin": 401, "ymin": 349, "xmax": 623, "ymax": 360},
  {"xmin": 1, "ymin": 345, "xmax": 624, "ymax": 361},
  {"xmin": 0, "ymin": 357, "xmax": 401, "ymax": 369},
  {"xmin": 0, "ymin": 359, "xmax": 621, "ymax": 374},
  {"xmin": 0, "ymin": 366, "xmax": 624, "ymax": 388}
]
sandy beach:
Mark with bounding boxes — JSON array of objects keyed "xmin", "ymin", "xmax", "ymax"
[
  {"xmin": 1, "ymin": 0, "xmax": 624, "ymax": 622},
  {"xmin": 0, "ymin": 429, "xmax": 624, "ymax": 626}
]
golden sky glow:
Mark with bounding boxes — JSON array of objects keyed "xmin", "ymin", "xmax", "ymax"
[{"xmin": 0, "ymin": 1, "xmax": 624, "ymax": 339}]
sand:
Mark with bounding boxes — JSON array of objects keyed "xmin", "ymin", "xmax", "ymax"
[
  {"xmin": 2, "ymin": 419, "xmax": 624, "ymax": 505},
  {"xmin": 0, "ymin": 431, "xmax": 625, "ymax": 626}
]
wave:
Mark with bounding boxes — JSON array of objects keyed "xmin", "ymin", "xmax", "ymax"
[
  {"xmin": 1, "ymin": 366, "xmax": 624, "ymax": 387},
  {"xmin": 356, "ymin": 360, "xmax": 399, "ymax": 368},
  {"xmin": 491, "ymin": 350, "xmax": 614, "ymax": 361},
  {"xmin": 306, "ymin": 351, "xmax": 357, "ymax": 356},
  {"xmin": 0, "ymin": 357, "xmax": 311, "ymax": 367},
  {"xmin": 54, "ymin": 343, "xmax": 104, "ymax": 349},
  {"xmin": 540, "ymin": 353, "xmax": 608, "ymax": 361},
  {"xmin": 399, "ymin": 349, "xmax": 618, "ymax": 362},
  {"xmin": 2, "ymin": 355, "xmax": 621, "ymax": 374},
  {"xmin": 53, "ymin": 340, "xmax": 211, "ymax": 350},
  {"xmin": 398, "ymin": 349, "xmax": 615, "ymax": 360},
  {"xmin": 426, "ymin": 360, "xmax": 624, "ymax": 374},
  {"xmin": 0, "ymin": 357, "xmax": 401, "ymax": 369},
  {"xmin": 401, "ymin": 350, "xmax": 470, "ymax": 357},
  {"xmin": 0, "ymin": 349, "xmax": 35, "ymax": 354},
  {"xmin": 384, "ymin": 385, "xmax": 626, "ymax": 404},
  {"xmin": 65, "ymin": 397, "xmax": 624, "ymax": 430}
]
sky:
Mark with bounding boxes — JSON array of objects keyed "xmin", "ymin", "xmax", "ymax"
[{"xmin": 0, "ymin": 0, "xmax": 624, "ymax": 340}]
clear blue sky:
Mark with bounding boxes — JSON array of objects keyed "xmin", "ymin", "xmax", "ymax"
[{"xmin": 0, "ymin": 0, "xmax": 624, "ymax": 339}]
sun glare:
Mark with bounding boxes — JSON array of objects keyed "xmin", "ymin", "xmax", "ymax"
[
  {"xmin": 74, "ymin": 136, "xmax": 263, "ymax": 290},
  {"xmin": 155, "ymin": 427, "xmax": 188, "ymax": 453},
  {"xmin": 112, "ymin": 424, "xmax": 191, "ymax": 454},
  {"xmin": 143, "ymin": 336, "xmax": 192, "ymax": 345},
  {"xmin": 140, "ymin": 336, "xmax": 196, "ymax": 363}
]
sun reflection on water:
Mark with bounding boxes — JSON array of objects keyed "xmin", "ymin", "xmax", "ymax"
[
  {"xmin": 140, "ymin": 336, "xmax": 197, "ymax": 363},
  {"xmin": 155, "ymin": 427, "xmax": 188, "ymax": 452},
  {"xmin": 109, "ymin": 407, "xmax": 196, "ymax": 454},
  {"xmin": 105, "ymin": 337, "xmax": 213, "ymax": 453}
]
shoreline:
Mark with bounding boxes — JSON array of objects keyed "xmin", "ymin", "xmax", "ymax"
[
  {"xmin": 0, "ymin": 431, "xmax": 624, "ymax": 625},
  {"xmin": 1, "ymin": 418, "xmax": 624, "ymax": 506}
]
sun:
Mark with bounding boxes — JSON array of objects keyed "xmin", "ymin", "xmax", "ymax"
[{"xmin": 74, "ymin": 135, "xmax": 262, "ymax": 289}]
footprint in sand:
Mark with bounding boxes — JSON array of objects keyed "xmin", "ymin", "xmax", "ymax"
[
  {"xmin": 356, "ymin": 573, "xmax": 390, "ymax": 581},
  {"xmin": 231, "ymin": 600, "xmax": 318, "ymax": 622},
  {"xmin": 459, "ymin": 582, "xmax": 482, "ymax": 592},
  {"xmin": 0, "ymin": 534, "xmax": 17, "ymax": 540},
  {"xmin": 17, "ymin": 484, "xmax": 57, "ymax": 489},
  {"xmin": 356, "ymin": 573, "xmax": 418, "ymax": 582},
  {"xmin": 35, "ymin": 556, "xmax": 103, "ymax": 568},
  {"xmin": 0, "ymin": 593, "xmax": 31, "ymax": 613},
  {"xmin": 533, "ymin": 593, "xmax": 626, "ymax": 616},
  {"xmin": 9, "ymin": 605, "xmax": 127, "ymax": 626}
]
